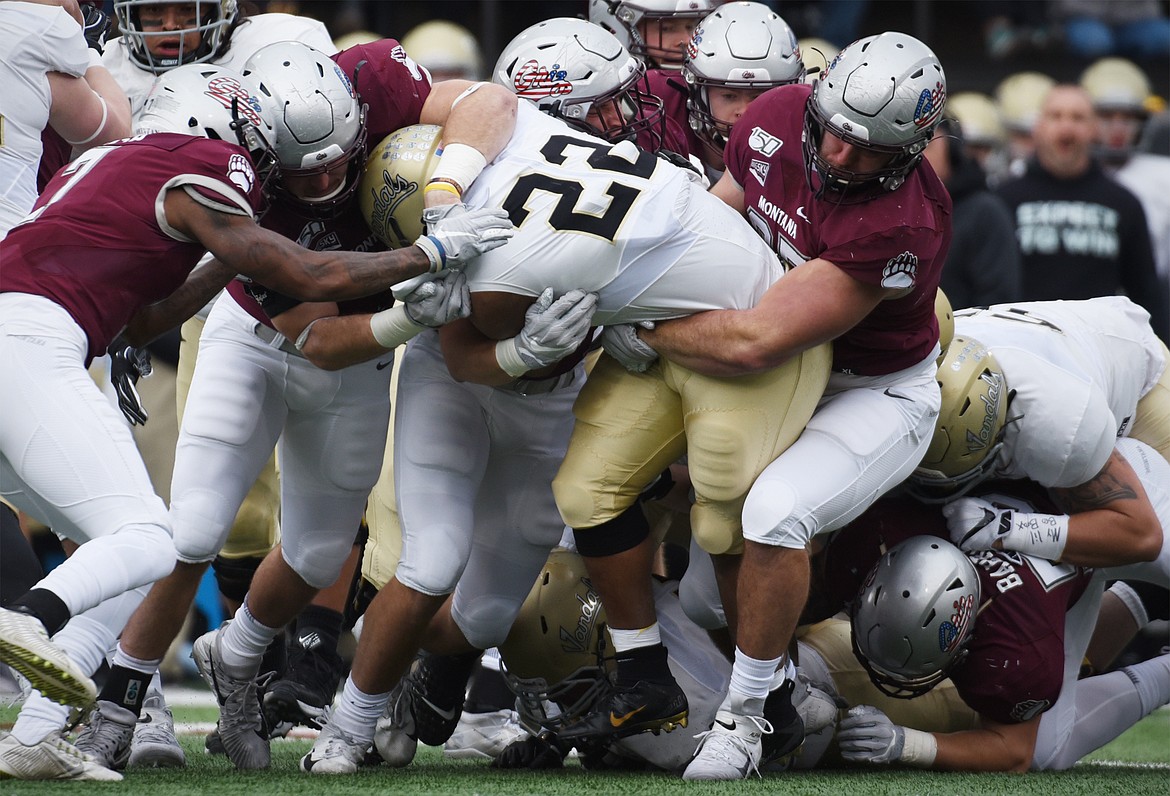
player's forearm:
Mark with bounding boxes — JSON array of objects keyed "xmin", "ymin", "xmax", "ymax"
[
  {"xmin": 930, "ymin": 726, "xmax": 1035, "ymax": 772},
  {"xmin": 439, "ymin": 320, "xmax": 521, "ymax": 386},
  {"xmin": 123, "ymin": 259, "xmax": 234, "ymax": 345},
  {"xmin": 642, "ymin": 309, "xmax": 790, "ymax": 376},
  {"xmin": 291, "ymin": 314, "xmax": 390, "ymax": 371},
  {"xmin": 82, "ymin": 65, "xmax": 131, "ymax": 144}
]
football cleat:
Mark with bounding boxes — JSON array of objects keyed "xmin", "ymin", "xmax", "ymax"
[
  {"xmin": 300, "ymin": 712, "xmax": 369, "ymax": 775},
  {"xmin": 128, "ymin": 692, "xmax": 186, "ymax": 768},
  {"xmin": 0, "ymin": 608, "xmax": 96, "ymax": 709},
  {"xmin": 760, "ymin": 678, "xmax": 805, "ymax": 770},
  {"xmin": 0, "ymin": 732, "xmax": 122, "ymax": 781},
  {"xmin": 556, "ymin": 678, "xmax": 688, "ymax": 745},
  {"xmin": 191, "ymin": 624, "xmax": 269, "ymax": 770},
  {"xmin": 73, "ymin": 700, "xmax": 135, "ymax": 770},
  {"xmin": 682, "ymin": 710, "xmax": 772, "ymax": 781},
  {"xmin": 443, "ymin": 708, "xmax": 526, "ymax": 760},
  {"xmin": 374, "ymin": 676, "xmax": 418, "ymax": 768},
  {"xmin": 263, "ymin": 637, "xmax": 345, "ymax": 735}
]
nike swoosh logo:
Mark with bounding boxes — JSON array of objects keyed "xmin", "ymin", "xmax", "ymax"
[
  {"xmin": 715, "ymin": 719, "xmax": 737, "ymax": 732},
  {"xmin": 376, "ymin": 360, "xmax": 393, "ymax": 371},
  {"xmin": 609, "ymin": 706, "xmax": 646, "ymax": 727},
  {"xmin": 417, "ymin": 693, "xmax": 458, "ymax": 722},
  {"xmin": 883, "ymin": 388, "xmax": 912, "ymax": 402},
  {"xmin": 796, "ymin": 206, "xmax": 809, "ymax": 222}
]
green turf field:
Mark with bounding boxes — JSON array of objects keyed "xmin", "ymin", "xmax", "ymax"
[{"xmin": 2, "ymin": 703, "xmax": 1167, "ymax": 795}]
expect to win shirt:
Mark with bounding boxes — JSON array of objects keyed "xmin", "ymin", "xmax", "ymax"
[
  {"xmin": 723, "ymin": 83, "xmax": 952, "ymax": 375},
  {"xmin": 0, "ymin": 134, "xmax": 262, "ymax": 362},
  {"xmin": 821, "ymin": 492, "xmax": 1092, "ymax": 725},
  {"xmin": 227, "ymin": 37, "xmax": 431, "ymax": 326}
]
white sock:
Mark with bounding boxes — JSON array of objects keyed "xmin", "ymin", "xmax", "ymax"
[
  {"xmin": 329, "ymin": 676, "xmax": 390, "ymax": 744},
  {"xmin": 111, "ymin": 643, "xmax": 162, "ymax": 676},
  {"xmin": 608, "ymin": 623, "xmax": 661, "ymax": 652},
  {"xmin": 219, "ymin": 603, "xmax": 280, "ymax": 677},
  {"xmin": 727, "ymin": 648, "xmax": 782, "ymax": 716},
  {"xmin": 11, "ymin": 692, "xmax": 70, "ymax": 745}
]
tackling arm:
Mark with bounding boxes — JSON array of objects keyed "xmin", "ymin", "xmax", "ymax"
[{"xmin": 641, "ymin": 258, "xmax": 883, "ymax": 376}]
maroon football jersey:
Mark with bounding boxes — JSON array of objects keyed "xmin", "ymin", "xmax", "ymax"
[
  {"xmin": 1, "ymin": 134, "xmax": 262, "ymax": 363},
  {"xmin": 646, "ymin": 68, "xmax": 702, "ymax": 159},
  {"xmin": 723, "ymin": 83, "xmax": 952, "ymax": 375},
  {"xmin": 225, "ymin": 39, "xmax": 430, "ymax": 327},
  {"xmin": 821, "ymin": 493, "xmax": 1092, "ymax": 725}
]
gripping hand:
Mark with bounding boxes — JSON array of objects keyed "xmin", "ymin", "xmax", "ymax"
[
  {"xmin": 495, "ymin": 288, "xmax": 599, "ymax": 377},
  {"xmin": 942, "ymin": 496, "xmax": 1012, "ymax": 552},
  {"xmin": 600, "ymin": 322, "xmax": 658, "ymax": 372},
  {"xmin": 413, "ymin": 204, "xmax": 514, "ymax": 273},
  {"xmin": 109, "ymin": 341, "xmax": 152, "ymax": 426},
  {"xmin": 837, "ymin": 706, "xmax": 905, "ymax": 765},
  {"xmin": 401, "ymin": 271, "xmax": 471, "ymax": 328}
]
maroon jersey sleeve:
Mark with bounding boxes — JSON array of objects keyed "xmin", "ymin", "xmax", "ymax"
[{"xmin": 334, "ymin": 39, "xmax": 432, "ymax": 144}]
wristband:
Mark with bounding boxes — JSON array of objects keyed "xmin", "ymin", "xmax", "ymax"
[
  {"xmin": 431, "ymin": 142, "xmax": 487, "ymax": 197},
  {"xmin": 495, "ymin": 338, "xmax": 530, "ymax": 378},
  {"xmin": 65, "ymin": 94, "xmax": 108, "ymax": 146},
  {"xmin": 1002, "ymin": 512, "xmax": 1070, "ymax": 561},
  {"xmin": 424, "ymin": 180, "xmax": 462, "ymax": 199},
  {"xmin": 413, "ymin": 235, "xmax": 445, "ymax": 272},
  {"xmin": 370, "ymin": 305, "xmax": 423, "ymax": 349},
  {"xmin": 899, "ymin": 728, "xmax": 937, "ymax": 767}
]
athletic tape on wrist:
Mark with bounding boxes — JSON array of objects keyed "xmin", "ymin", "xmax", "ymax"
[
  {"xmin": 1004, "ymin": 511, "xmax": 1069, "ymax": 561},
  {"xmin": 495, "ymin": 338, "xmax": 530, "ymax": 378},
  {"xmin": 370, "ymin": 305, "xmax": 424, "ymax": 349},
  {"xmin": 431, "ymin": 142, "xmax": 487, "ymax": 197},
  {"xmin": 899, "ymin": 728, "xmax": 937, "ymax": 767},
  {"xmin": 413, "ymin": 235, "xmax": 445, "ymax": 272}
]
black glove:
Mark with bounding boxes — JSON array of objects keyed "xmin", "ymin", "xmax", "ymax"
[
  {"xmin": 81, "ymin": 3, "xmax": 113, "ymax": 55},
  {"xmin": 491, "ymin": 732, "xmax": 567, "ymax": 769},
  {"xmin": 109, "ymin": 339, "xmax": 152, "ymax": 426}
]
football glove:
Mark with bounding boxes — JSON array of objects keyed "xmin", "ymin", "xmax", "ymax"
[
  {"xmin": 491, "ymin": 732, "xmax": 567, "ymax": 769},
  {"xmin": 837, "ymin": 706, "xmax": 905, "ymax": 764},
  {"xmin": 81, "ymin": 3, "xmax": 113, "ymax": 54},
  {"xmin": 600, "ymin": 322, "xmax": 658, "ymax": 372},
  {"xmin": 413, "ymin": 204, "xmax": 514, "ymax": 273},
  {"xmin": 495, "ymin": 288, "xmax": 598, "ymax": 377},
  {"xmin": 109, "ymin": 339, "xmax": 152, "ymax": 426},
  {"xmin": 401, "ymin": 271, "xmax": 471, "ymax": 328}
]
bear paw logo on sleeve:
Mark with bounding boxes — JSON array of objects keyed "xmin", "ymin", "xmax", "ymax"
[
  {"xmin": 881, "ymin": 250, "xmax": 918, "ymax": 291},
  {"xmin": 227, "ymin": 153, "xmax": 256, "ymax": 194}
]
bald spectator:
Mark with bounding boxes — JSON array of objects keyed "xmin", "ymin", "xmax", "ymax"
[{"xmin": 995, "ymin": 85, "xmax": 1168, "ymax": 342}]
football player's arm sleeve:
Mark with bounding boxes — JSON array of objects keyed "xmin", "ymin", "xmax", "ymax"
[{"xmin": 927, "ymin": 715, "xmax": 1039, "ymax": 772}]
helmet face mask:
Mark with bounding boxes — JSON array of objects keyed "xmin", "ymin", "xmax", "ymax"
[
  {"xmin": 683, "ymin": 2, "xmax": 804, "ymax": 153},
  {"xmin": 802, "ymin": 31, "xmax": 946, "ymax": 198},
  {"xmin": 243, "ymin": 42, "xmax": 369, "ymax": 217},
  {"xmin": 494, "ymin": 18, "xmax": 666, "ymax": 148},
  {"xmin": 906, "ymin": 335, "xmax": 1011, "ymax": 504},
  {"xmin": 114, "ymin": 0, "xmax": 239, "ymax": 74},
  {"xmin": 497, "ymin": 549, "xmax": 614, "ymax": 734},
  {"xmin": 850, "ymin": 536, "xmax": 981, "ymax": 699}
]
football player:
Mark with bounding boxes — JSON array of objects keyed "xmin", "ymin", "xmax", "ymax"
[
  {"xmin": 301, "ymin": 68, "xmax": 834, "ymax": 775},
  {"xmin": 906, "ymin": 299, "xmax": 1170, "ymax": 569},
  {"xmin": 554, "ymin": 32, "xmax": 951, "ymax": 780},
  {"xmin": 646, "ymin": 1, "xmax": 805, "ymax": 178},
  {"xmin": 589, "ymin": 0, "xmax": 716, "ymax": 70},
  {"xmin": 831, "ymin": 438, "xmax": 1169, "ymax": 771},
  {"xmin": 0, "ymin": 63, "xmax": 512, "ymax": 781}
]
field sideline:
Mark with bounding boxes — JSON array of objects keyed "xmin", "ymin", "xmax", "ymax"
[{"xmin": 2, "ymin": 693, "xmax": 1166, "ymax": 795}]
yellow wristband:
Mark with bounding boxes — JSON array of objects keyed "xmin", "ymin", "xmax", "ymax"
[{"xmin": 423, "ymin": 181, "xmax": 462, "ymax": 199}]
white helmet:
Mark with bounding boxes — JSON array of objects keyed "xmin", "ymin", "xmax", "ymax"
[
  {"xmin": 401, "ymin": 20, "xmax": 483, "ymax": 81},
  {"xmin": 804, "ymin": 31, "xmax": 947, "ymax": 194},
  {"xmin": 589, "ymin": 0, "xmax": 716, "ymax": 68},
  {"xmin": 851, "ymin": 536, "xmax": 981, "ymax": 698},
  {"xmin": 242, "ymin": 42, "xmax": 368, "ymax": 214},
  {"xmin": 1080, "ymin": 57, "xmax": 1151, "ymax": 117},
  {"xmin": 683, "ymin": 2, "xmax": 803, "ymax": 152},
  {"xmin": 493, "ymin": 18, "xmax": 665, "ymax": 147},
  {"xmin": 994, "ymin": 71, "xmax": 1055, "ymax": 134},
  {"xmin": 136, "ymin": 63, "xmax": 279, "ymax": 190},
  {"xmin": 947, "ymin": 92, "xmax": 1006, "ymax": 149},
  {"xmin": 114, "ymin": 0, "xmax": 239, "ymax": 74}
]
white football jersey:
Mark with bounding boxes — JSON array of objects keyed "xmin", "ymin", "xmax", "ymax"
[
  {"xmin": 955, "ymin": 296, "xmax": 1167, "ymax": 487},
  {"xmin": 102, "ymin": 13, "xmax": 338, "ymax": 116},
  {"xmin": 0, "ymin": 2, "xmax": 91, "ymax": 236},
  {"xmin": 461, "ymin": 101, "xmax": 782, "ymax": 326}
]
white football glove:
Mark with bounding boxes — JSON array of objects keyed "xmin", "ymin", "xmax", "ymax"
[
  {"xmin": 402, "ymin": 271, "xmax": 471, "ymax": 328},
  {"xmin": 600, "ymin": 322, "xmax": 658, "ymax": 372},
  {"xmin": 837, "ymin": 706, "xmax": 905, "ymax": 765},
  {"xmin": 495, "ymin": 288, "xmax": 598, "ymax": 377},
  {"xmin": 942, "ymin": 496, "xmax": 1013, "ymax": 552},
  {"xmin": 413, "ymin": 204, "xmax": 514, "ymax": 273}
]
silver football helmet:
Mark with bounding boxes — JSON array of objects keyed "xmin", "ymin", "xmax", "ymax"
[
  {"xmin": 242, "ymin": 42, "xmax": 368, "ymax": 214},
  {"xmin": 136, "ymin": 63, "xmax": 279, "ymax": 188},
  {"xmin": 851, "ymin": 536, "xmax": 981, "ymax": 699},
  {"xmin": 803, "ymin": 31, "xmax": 947, "ymax": 194},
  {"xmin": 683, "ymin": 2, "xmax": 803, "ymax": 153},
  {"xmin": 114, "ymin": 0, "xmax": 239, "ymax": 74},
  {"xmin": 589, "ymin": 0, "xmax": 716, "ymax": 68},
  {"xmin": 493, "ymin": 18, "xmax": 665, "ymax": 147},
  {"xmin": 497, "ymin": 548, "xmax": 613, "ymax": 734}
]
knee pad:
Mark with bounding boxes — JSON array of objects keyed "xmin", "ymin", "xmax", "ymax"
[
  {"xmin": 742, "ymin": 480, "xmax": 812, "ymax": 550},
  {"xmin": 212, "ymin": 554, "xmax": 264, "ymax": 603},
  {"xmin": 552, "ymin": 470, "xmax": 599, "ymax": 530},
  {"xmin": 282, "ymin": 533, "xmax": 354, "ymax": 590},
  {"xmin": 171, "ymin": 487, "xmax": 240, "ymax": 562},
  {"xmin": 572, "ymin": 505, "xmax": 650, "ymax": 558},
  {"xmin": 454, "ymin": 595, "xmax": 522, "ymax": 650}
]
